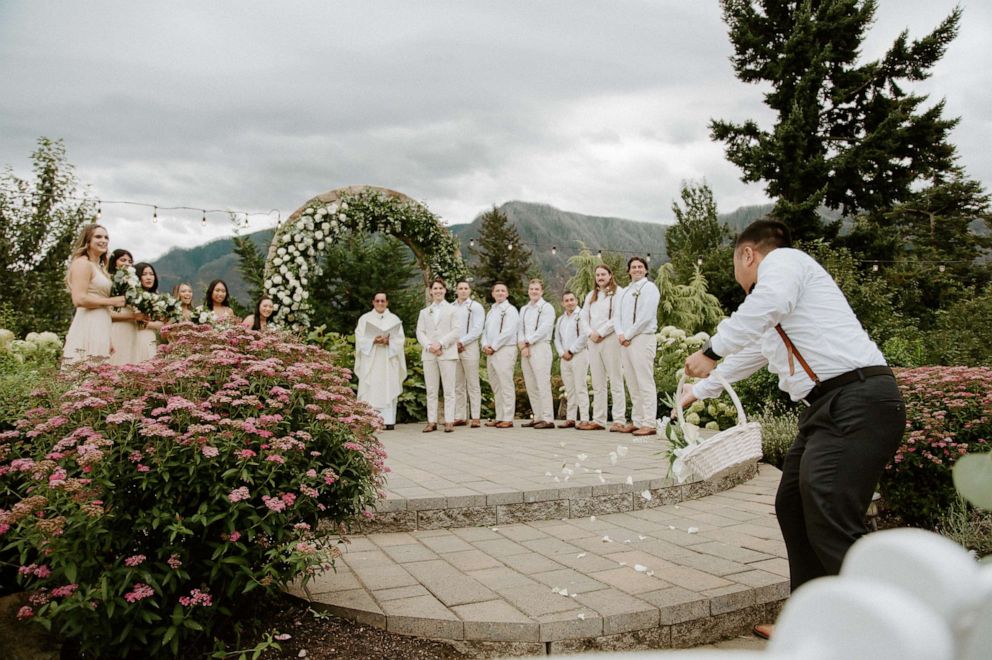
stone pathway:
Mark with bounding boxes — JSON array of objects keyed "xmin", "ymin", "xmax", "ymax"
[{"xmin": 298, "ymin": 425, "xmax": 788, "ymax": 656}]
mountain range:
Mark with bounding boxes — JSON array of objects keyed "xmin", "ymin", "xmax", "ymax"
[{"xmin": 153, "ymin": 200, "xmax": 775, "ymax": 306}]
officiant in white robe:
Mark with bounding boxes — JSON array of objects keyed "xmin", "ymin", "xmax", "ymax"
[{"xmin": 355, "ymin": 292, "xmax": 407, "ymax": 429}]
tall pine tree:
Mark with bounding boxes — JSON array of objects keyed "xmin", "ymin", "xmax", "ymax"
[
  {"xmin": 710, "ymin": 0, "xmax": 962, "ymax": 241},
  {"xmin": 469, "ymin": 205, "xmax": 534, "ymax": 305}
]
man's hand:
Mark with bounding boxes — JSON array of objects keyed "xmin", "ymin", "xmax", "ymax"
[
  {"xmin": 483, "ymin": 346, "xmax": 494, "ymax": 356},
  {"xmin": 684, "ymin": 349, "xmax": 717, "ymax": 378},
  {"xmin": 521, "ymin": 346, "xmax": 531, "ymax": 359},
  {"xmin": 589, "ymin": 331, "xmax": 602, "ymax": 343},
  {"xmin": 616, "ymin": 333, "xmax": 626, "ymax": 345},
  {"xmin": 457, "ymin": 341, "xmax": 465, "ymax": 353},
  {"xmin": 561, "ymin": 351, "xmax": 572, "ymax": 362}
]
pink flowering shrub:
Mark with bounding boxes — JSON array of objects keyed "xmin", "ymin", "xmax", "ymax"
[
  {"xmin": 0, "ymin": 323, "xmax": 385, "ymax": 656},
  {"xmin": 881, "ymin": 367, "xmax": 991, "ymax": 525}
]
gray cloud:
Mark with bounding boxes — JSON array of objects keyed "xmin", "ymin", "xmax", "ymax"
[{"xmin": 0, "ymin": 0, "xmax": 987, "ymax": 261}]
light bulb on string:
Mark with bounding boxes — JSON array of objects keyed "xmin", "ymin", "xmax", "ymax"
[
  {"xmin": 507, "ymin": 242, "xmax": 513, "ymax": 251},
  {"xmin": 646, "ymin": 253, "xmax": 651, "ymax": 263},
  {"xmin": 551, "ymin": 246, "xmax": 557, "ymax": 256},
  {"xmin": 96, "ymin": 201, "xmax": 102, "ymax": 221},
  {"xmin": 152, "ymin": 206, "xmax": 158, "ymax": 224},
  {"xmin": 697, "ymin": 257, "xmax": 703, "ymax": 266},
  {"xmin": 939, "ymin": 264, "xmax": 946, "ymax": 273},
  {"xmin": 201, "ymin": 211, "xmax": 207, "ymax": 227},
  {"xmin": 469, "ymin": 238, "xmax": 475, "ymax": 248},
  {"xmin": 872, "ymin": 263, "xmax": 879, "ymax": 272},
  {"xmin": 597, "ymin": 249, "xmax": 602, "ymax": 258}
]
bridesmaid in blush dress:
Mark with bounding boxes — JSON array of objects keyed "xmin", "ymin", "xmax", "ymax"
[
  {"xmin": 108, "ymin": 248, "xmax": 143, "ymax": 365},
  {"xmin": 172, "ymin": 282, "xmax": 195, "ymax": 321},
  {"xmin": 203, "ymin": 280, "xmax": 236, "ymax": 324},
  {"xmin": 132, "ymin": 262, "xmax": 164, "ymax": 362},
  {"xmin": 62, "ymin": 225, "xmax": 127, "ymax": 364}
]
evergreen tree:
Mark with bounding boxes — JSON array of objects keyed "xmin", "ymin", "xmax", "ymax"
[
  {"xmin": 564, "ymin": 245, "xmax": 629, "ymax": 303},
  {"xmin": 0, "ymin": 138, "xmax": 95, "ymax": 335},
  {"xmin": 665, "ymin": 181, "xmax": 742, "ymax": 312},
  {"xmin": 469, "ymin": 205, "xmax": 534, "ymax": 305},
  {"xmin": 309, "ymin": 232, "xmax": 422, "ymax": 335},
  {"xmin": 231, "ymin": 219, "xmax": 267, "ymax": 305},
  {"xmin": 654, "ymin": 263, "xmax": 726, "ymax": 335},
  {"xmin": 711, "ymin": 0, "xmax": 962, "ymax": 241}
]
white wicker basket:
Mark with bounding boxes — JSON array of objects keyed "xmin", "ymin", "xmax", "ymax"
[{"xmin": 673, "ymin": 373, "xmax": 763, "ymax": 481}]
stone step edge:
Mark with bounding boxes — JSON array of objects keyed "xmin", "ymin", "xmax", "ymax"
[
  {"xmin": 358, "ymin": 462, "xmax": 760, "ymax": 533},
  {"xmin": 287, "ymin": 583, "xmax": 787, "ymax": 654}
]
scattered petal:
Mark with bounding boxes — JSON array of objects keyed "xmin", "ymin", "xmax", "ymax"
[
  {"xmin": 634, "ymin": 564, "xmax": 648, "ymax": 572},
  {"xmin": 598, "ymin": 474, "xmax": 606, "ymax": 483},
  {"xmin": 274, "ymin": 633, "xmax": 292, "ymax": 641},
  {"xmin": 624, "ymin": 539, "xmax": 632, "ymax": 544},
  {"xmin": 577, "ymin": 552, "xmax": 587, "ymax": 558},
  {"xmin": 618, "ymin": 561, "xmax": 627, "ymax": 566},
  {"xmin": 577, "ymin": 613, "xmax": 586, "ymax": 620},
  {"xmin": 609, "ymin": 451, "xmax": 618, "ymax": 465},
  {"xmin": 590, "ymin": 516, "xmax": 596, "ymax": 522},
  {"xmin": 668, "ymin": 525, "xmax": 676, "ymax": 530},
  {"xmin": 570, "ymin": 593, "xmax": 577, "ymax": 598},
  {"xmin": 298, "ymin": 651, "xmax": 308, "ymax": 658},
  {"xmin": 595, "ymin": 469, "xmax": 603, "ymax": 474},
  {"xmin": 554, "ymin": 476, "xmax": 560, "ymax": 482},
  {"xmin": 641, "ymin": 490, "xmax": 652, "ymax": 501},
  {"xmin": 545, "ymin": 471, "xmax": 553, "ymax": 477},
  {"xmin": 638, "ymin": 535, "xmax": 647, "ymax": 541},
  {"xmin": 491, "ymin": 527, "xmax": 499, "ymax": 531},
  {"xmin": 577, "ymin": 453, "xmax": 589, "ymax": 462},
  {"xmin": 687, "ymin": 527, "xmax": 699, "ymax": 534},
  {"xmin": 601, "ymin": 535, "xmax": 613, "ymax": 543},
  {"xmin": 647, "ymin": 570, "xmax": 655, "ymax": 577},
  {"xmin": 674, "ymin": 505, "xmax": 680, "ymax": 509},
  {"xmin": 625, "ymin": 475, "xmax": 634, "ymax": 485},
  {"xmin": 616, "ymin": 445, "xmax": 628, "ymax": 458}
]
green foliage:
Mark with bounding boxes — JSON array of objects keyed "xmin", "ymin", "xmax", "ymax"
[
  {"xmin": 654, "ymin": 326, "xmax": 738, "ymax": 431},
  {"xmin": 308, "ymin": 233, "xmax": 423, "ymax": 336},
  {"xmin": 654, "ymin": 263, "xmax": 725, "ymax": 335},
  {"xmin": 937, "ymin": 498, "xmax": 992, "ymax": 558},
  {"xmin": 753, "ymin": 405, "xmax": 800, "ymax": 470},
  {"xmin": 926, "ymin": 286, "xmax": 992, "ymax": 366},
  {"xmin": 230, "ymin": 220, "xmax": 267, "ymax": 305},
  {"xmin": 711, "ymin": 1, "xmax": 962, "ymax": 240},
  {"xmin": 564, "ymin": 246, "xmax": 629, "ymax": 303},
  {"xmin": 880, "ymin": 366, "xmax": 992, "ymax": 526},
  {"xmin": 0, "ymin": 138, "xmax": 96, "ymax": 335},
  {"xmin": 0, "ymin": 330, "xmax": 63, "ymax": 432},
  {"xmin": 469, "ymin": 206, "xmax": 535, "ymax": 305},
  {"xmin": 732, "ymin": 368, "xmax": 794, "ymax": 415},
  {"xmin": 0, "ymin": 325, "xmax": 385, "ymax": 656}
]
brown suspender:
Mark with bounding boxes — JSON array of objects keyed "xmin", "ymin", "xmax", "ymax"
[{"xmin": 775, "ymin": 324, "xmax": 820, "ymax": 384}]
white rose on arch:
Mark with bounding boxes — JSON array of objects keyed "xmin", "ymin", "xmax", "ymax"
[
  {"xmin": 317, "ymin": 241, "xmax": 325, "ymax": 250},
  {"xmin": 277, "ymin": 247, "xmax": 286, "ymax": 256},
  {"xmin": 272, "ymin": 274, "xmax": 283, "ymax": 284},
  {"xmin": 316, "ymin": 207, "xmax": 326, "ymax": 217}
]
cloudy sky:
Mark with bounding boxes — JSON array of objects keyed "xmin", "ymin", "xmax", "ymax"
[{"xmin": 1, "ymin": 1, "xmax": 989, "ymax": 261}]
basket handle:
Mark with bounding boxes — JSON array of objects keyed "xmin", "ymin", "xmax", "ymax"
[{"xmin": 674, "ymin": 371, "xmax": 749, "ymax": 432}]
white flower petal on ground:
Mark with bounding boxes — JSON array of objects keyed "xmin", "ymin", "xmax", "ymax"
[
  {"xmin": 618, "ymin": 561, "xmax": 627, "ymax": 566},
  {"xmin": 625, "ymin": 476, "xmax": 634, "ymax": 485},
  {"xmin": 601, "ymin": 535, "xmax": 613, "ymax": 543},
  {"xmin": 577, "ymin": 613, "xmax": 586, "ymax": 620},
  {"xmin": 598, "ymin": 474, "xmax": 606, "ymax": 483},
  {"xmin": 647, "ymin": 570, "xmax": 655, "ymax": 577},
  {"xmin": 687, "ymin": 527, "xmax": 699, "ymax": 534},
  {"xmin": 616, "ymin": 445, "xmax": 628, "ymax": 458},
  {"xmin": 641, "ymin": 490, "xmax": 652, "ymax": 501},
  {"xmin": 577, "ymin": 553, "xmax": 586, "ymax": 558},
  {"xmin": 545, "ymin": 472, "xmax": 553, "ymax": 477},
  {"xmin": 554, "ymin": 476, "xmax": 560, "ymax": 482},
  {"xmin": 668, "ymin": 525, "xmax": 676, "ymax": 530},
  {"xmin": 609, "ymin": 452, "xmax": 618, "ymax": 465},
  {"xmin": 577, "ymin": 453, "xmax": 588, "ymax": 462},
  {"xmin": 634, "ymin": 564, "xmax": 648, "ymax": 572},
  {"xmin": 624, "ymin": 539, "xmax": 632, "ymax": 544},
  {"xmin": 638, "ymin": 535, "xmax": 647, "ymax": 540},
  {"xmin": 274, "ymin": 633, "xmax": 292, "ymax": 640},
  {"xmin": 590, "ymin": 516, "xmax": 596, "ymax": 522}
]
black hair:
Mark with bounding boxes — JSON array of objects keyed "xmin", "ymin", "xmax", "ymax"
[
  {"xmin": 736, "ymin": 218, "xmax": 792, "ymax": 253},
  {"xmin": 204, "ymin": 279, "xmax": 230, "ymax": 309},
  {"xmin": 134, "ymin": 262, "xmax": 158, "ymax": 293},
  {"xmin": 108, "ymin": 249, "xmax": 134, "ymax": 275},
  {"xmin": 627, "ymin": 256, "xmax": 649, "ymax": 272},
  {"xmin": 252, "ymin": 296, "xmax": 273, "ymax": 331}
]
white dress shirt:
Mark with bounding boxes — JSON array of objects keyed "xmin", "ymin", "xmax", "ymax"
[
  {"xmin": 517, "ymin": 299, "xmax": 555, "ymax": 345},
  {"xmin": 555, "ymin": 308, "xmax": 590, "ymax": 355},
  {"xmin": 695, "ymin": 248, "xmax": 886, "ymax": 402},
  {"xmin": 482, "ymin": 300, "xmax": 519, "ymax": 350},
  {"xmin": 454, "ymin": 298, "xmax": 485, "ymax": 346},
  {"xmin": 582, "ymin": 286, "xmax": 623, "ymax": 338},
  {"xmin": 616, "ymin": 277, "xmax": 660, "ymax": 339}
]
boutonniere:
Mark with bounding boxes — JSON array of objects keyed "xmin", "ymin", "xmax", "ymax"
[
  {"xmin": 632, "ymin": 289, "xmax": 641, "ymax": 299},
  {"xmin": 429, "ymin": 307, "xmax": 435, "ymax": 316}
]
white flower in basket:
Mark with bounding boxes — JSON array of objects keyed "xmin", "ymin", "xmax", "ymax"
[{"xmin": 660, "ymin": 373, "xmax": 763, "ymax": 483}]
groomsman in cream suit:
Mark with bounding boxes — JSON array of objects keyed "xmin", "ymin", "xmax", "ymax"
[
  {"xmin": 481, "ymin": 282, "xmax": 519, "ymax": 428},
  {"xmin": 616, "ymin": 256, "xmax": 661, "ymax": 436},
  {"xmin": 416, "ymin": 278, "xmax": 465, "ymax": 433},
  {"xmin": 452, "ymin": 280, "xmax": 485, "ymax": 428},
  {"xmin": 579, "ymin": 264, "xmax": 627, "ymax": 431},
  {"xmin": 518, "ymin": 279, "xmax": 556, "ymax": 428},
  {"xmin": 554, "ymin": 290, "xmax": 590, "ymax": 428}
]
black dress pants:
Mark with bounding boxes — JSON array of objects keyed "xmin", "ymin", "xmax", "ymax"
[{"xmin": 775, "ymin": 373, "xmax": 905, "ymax": 591}]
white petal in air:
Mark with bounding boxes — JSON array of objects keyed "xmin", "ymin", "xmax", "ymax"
[{"xmin": 641, "ymin": 490, "xmax": 653, "ymax": 501}]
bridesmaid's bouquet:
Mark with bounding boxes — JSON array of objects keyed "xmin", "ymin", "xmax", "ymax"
[
  {"xmin": 111, "ymin": 265, "xmax": 141, "ymax": 302},
  {"xmin": 192, "ymin": 306, "xmax": 217, "ymax": 325},
  {"xmin": 112, "ymin": 266, "xmax": 183, "ymax": 323}
]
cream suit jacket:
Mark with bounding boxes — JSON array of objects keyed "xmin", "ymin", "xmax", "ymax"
[{"xmin": 416, "ymin": 301, "xmax": 464, "ymax": 361}]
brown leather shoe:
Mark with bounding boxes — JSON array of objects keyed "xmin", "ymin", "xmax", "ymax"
[
  {"xmin": 533, "ymin": 421, "xmax": 554, "ymax": 429},
  {"xmin": 621, "ymin": 424, "xmax": 637, "ymax": 433},
  {"xmin": 557, "ymin": 420, "xmax": 576, "ymax": 429},
  {"xmin": 470, "ymin": 419, "xmax": 481, "ymax": 428},
  {"xmin": 578, "ymin": 422, "xmax": 605, "ymax": 431},
  {"xmin": 452, "ymin": 419, "xmax": 467, "ymax": 427},
  {"xmin": 609, "ymin": 422, "xmax": 627, "ymax": 433},
  {"xmin": 521, "ymin": 420, "xmax": 536, "ymax": 428},
  {"xmin": 485, "ymin": 420, "xmax": 499, "ymax": 427},
  {"xmin": 632, "ymin": 426, "xmax": 656, "ymax": 436},
  {"xmin": 752, "ymin": 623, "xmax": 774, "ymax": 640},
  {"xmin": 495, "ymin": 421, "xmax": 514, "ymax": 428},
  {"xmin": 444, "ymin": 423, "xmax": 454, "ymax": 433},
  {"xmin": 422, "ymin": 423, "xmax": 437, "ymax": 433}
]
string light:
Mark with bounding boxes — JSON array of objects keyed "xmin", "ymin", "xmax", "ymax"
[
  {"xmin": 939, "ymin": 264, "xmax": 946, "ymax": 273},
  {"xmin": 507, "ymin": 242, "xmax": 513, "ymax": 251},
  {"xmin": 152, "ymin": 206, "xmax": 158, "ymax": 224},
  {"xmin": 96, "ymin": 201, "xmax": 101, "ymax": 221},
  {"xmin": 597, "ymin": 249, "xmax": 602, "ymax": 258},
  {"xmin": 201, "ymin": 210, "xmax": 207, "ymax": 227},
  {"xmin": 872, "ymin": 264, "xmax": 879, "ymax": 272},
  {"xmin": 646, "ymin": 253, "xmax": 651, "ymax": 263},
  {"xmin": 697, "ymin": 257, "xmax": 703, "ymax": 266},
  {"xmin": 551, "ymin": 245, "xmax": 557, "ymax": 256},
  {"xmin": 469, "ymin": 238, "xmax": 475, "ymax": 248}
]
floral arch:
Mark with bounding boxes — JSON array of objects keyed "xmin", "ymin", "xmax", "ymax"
[{"xmin": 263, "ymin": 185, "xmax": 468, "ymax": 331}]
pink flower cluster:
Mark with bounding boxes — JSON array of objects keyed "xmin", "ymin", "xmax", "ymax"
[
  {"xmin": 228, "ymin": 486, "xmax": 250, "ymax": 503},
  {"xmin": 124, "ymin": 554, "xmax": 146, "ymax": 567},
  {"xmin": 124, "ymin": 582, "xmax": 155, "ymax": 603},
  {"xmin": 19, "ymin": 563, "xmax": 52, "ymax": 578},
  {"xmin": 178, "ymin": 588, "xmax": 213, "ymax": 607}
]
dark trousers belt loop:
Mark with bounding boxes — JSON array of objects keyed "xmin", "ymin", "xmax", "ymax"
[{"xmin": 802, "ymin": 366, "xmax": 893, "ymax": 406}]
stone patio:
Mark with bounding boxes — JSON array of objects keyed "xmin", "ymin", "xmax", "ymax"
[{"xmin": 299, "ymin": 424, "xmax": 788, "ymax": 656}]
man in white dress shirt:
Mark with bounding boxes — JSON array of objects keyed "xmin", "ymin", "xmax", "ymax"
[
  {"xmin": 481, "ymin": 282, "xmax": 519, "ymax": 428},
  {"xmin": 578, "ymin": 264, "xmax": 627, "ymax": 431},
  {"xmin": 416, "ymin": 278, "xmax": 465, "ymax": 433},
  {"xmin": 683, "ymin": 219, "xmax": 905, "ymax": 637},
  {"xmin": 554, "ymin": 290, "xmax": 590, "ymax": 428},
  {"xmin": 616, "ymin": 257, "xmax": 661, "ymax": 436},
  {"xmin": 354, "ymin": 292, "xmax": 407, "ymax": 430},
  {"xmin": 452, "ymin": 280, "xmax": 485, "ymax": 428},
  {"xmin": 518, "ymin": 279, "xmax": 556, "ymax": 429}
]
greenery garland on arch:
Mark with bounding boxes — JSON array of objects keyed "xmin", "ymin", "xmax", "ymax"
[{"xmin": 263, "ymin": 185, "xmax": 467, "ymax": 331}]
